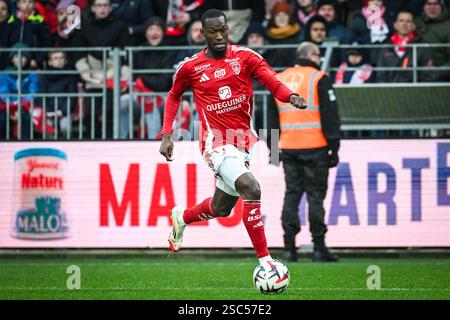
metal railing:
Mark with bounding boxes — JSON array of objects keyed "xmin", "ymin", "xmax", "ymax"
[{"xmin": 0, "ymin": 44, "xmax": 449, "ymax": 141}]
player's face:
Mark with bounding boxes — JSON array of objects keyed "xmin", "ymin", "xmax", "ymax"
[{"xmin": 201, "ymin": 16, "xmax": 229, "ymax": 55}]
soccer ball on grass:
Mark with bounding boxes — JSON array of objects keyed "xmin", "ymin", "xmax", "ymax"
[{"xmin": 253, "ymin": 260, "xmax": 290, "ymax": 294}]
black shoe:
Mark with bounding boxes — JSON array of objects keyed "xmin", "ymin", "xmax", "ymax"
[
  {"xmin": 282, "ymin": 250, "xmax": 298, "ymax": 262},
  {"xmin": 313, "ymin": 249, "xmax": 339, "ymax": 262}
]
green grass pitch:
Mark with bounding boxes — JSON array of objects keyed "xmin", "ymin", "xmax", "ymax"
[{"xmin": 0, "ymin": 256, "xmax": 449, "ymax": 299}]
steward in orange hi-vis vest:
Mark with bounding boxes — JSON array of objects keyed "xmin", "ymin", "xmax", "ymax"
[
  {"xmin": 275, "ymin": 66, "xmax": 328, "ymax": 150},
  {"xmin": 267, "ymin": 43, "xmax": 341, "ymax": 263}
]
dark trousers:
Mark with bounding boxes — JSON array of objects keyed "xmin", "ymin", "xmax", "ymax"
[{"xmin": 281, "ymin": 148, "xmax": 329, "ymax": 251}]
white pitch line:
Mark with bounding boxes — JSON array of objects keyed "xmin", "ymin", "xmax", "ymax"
[
  {"xmin": 0, "ymin": 262, "xmax": 256, "ymax": 267},
  {"xmin": 0, "ymin": 287, "xmax": 449, "ymax": 292},
  {"xmin": 1, "ymin": 261, "xmax": 450, "ymax": 267}
]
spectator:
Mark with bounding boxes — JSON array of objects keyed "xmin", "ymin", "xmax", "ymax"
[
  {"xmin": 121, "ymin": 16, "xmax": 176, "ymax": 139},
  {"xmin": 349, "ymin": 0, "xmax": 391, "ymax": 65},
  {"xmin": 0, "ymin": 0, "xmax": 11, "ymax": 70},
  {"xmin": 52, "ymin": 0, "xmax": 81, "ymax": 67},
  {"xmin": 317, "ymin": 0, "xmax": 349, "ymax": 43},
  {"xmin": 292, "ymin": 0, "xmax": 317, "ymax": 27},
  {"xmin": 0, "ymin": 0, "xmax": 10, "ymax": 36},
  {"xmin": 39, "ymin": 50, "xmax": 78, "ymax": 136},
  {"xmin": 203, "ymin": 0, "xmax": 265, "ymax": 44},
  {"xmin": 415, "ymin": 0, "xmax": 450, "ymax": 81},
  {"xmin": 5, "ymin": 0, "xmax": 53, "ymax": 69},
  {"xmin": 73, "ymin": 0, "xmax": 130, "ymax": 138},
  {"xmin": 317, "ymin": 0, "xmax": 348, "ymax": 67},
  {"xmin": 266, "ymin": 2, "xmax": 301, "ymax": 69},
  {"xmin": 110, "ymin": 0, "xmax": 154, "ymax": 45},
  {"xmin": 0, "ymin": 42, "xmax": 35, "ymax": 139},
  {"xmin": 271, "ymin": 41, "xmax": 341, "ymax": 262},
  {"xmin": 382, "ymin": 0, "xmax": 440, "ymax": 23},
  {"xmin": 174, "ymin": 19, "xmax": 204, "ymax": 63},
  {"xmin": 152, "ymin": 0, "xmax": 205, "ymax": 45},
  {"xmin": 303, "ymin": 15, "xmax": 328, "ymax": 53},
  {"xmin": 334, "ymin": 44, "xmax": 376, "ymax": 84},
  {"xmin": 378, "ymin": 9, "xmax": 433, "ymax": 82},
  {"xmin": 244, "ymin": 21, "xmax": 272, "ymax": 61}
]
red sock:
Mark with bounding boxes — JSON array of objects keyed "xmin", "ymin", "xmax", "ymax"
[
  {"xmin": 183, "ymin": 197, "xmax": 217, "ymax": 224},
  {"xmin": 242, "ymin": 200, "xmax": 269, "ymax": 258}
]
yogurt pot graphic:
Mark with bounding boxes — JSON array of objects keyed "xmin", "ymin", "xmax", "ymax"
[{"xmin": 11, "ymin": 148, "xmax": 69, "ymax": 240}]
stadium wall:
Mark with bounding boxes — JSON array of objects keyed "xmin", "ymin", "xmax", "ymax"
[{"xmin": 0, "ymin": 140, "xmax": 449, "ymax": 248}]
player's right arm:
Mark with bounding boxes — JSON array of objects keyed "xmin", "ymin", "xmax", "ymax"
[
  {"xmin": 247, "ymin": 51, "xmax": 306, "ymax": 109},
  {"xmin": 159, "ymin": 59, "xmax": 192, "ymax": 162}
]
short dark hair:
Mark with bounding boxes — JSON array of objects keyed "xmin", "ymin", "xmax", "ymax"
[
  {"xmin": 144, "ymin": 16, "xmax": 166, "ymax": 32},
  {"xmin": 395, "ymin": 8, "xmax": 415, "ymax": 21},
  {"xmin": 201, "ymin": 9, "xmax": 227, "ymax": 28}
]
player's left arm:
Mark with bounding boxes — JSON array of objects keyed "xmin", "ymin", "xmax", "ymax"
[{"xmin": 250, "ymin": 53, "xmax": 306, "ymax": 109}]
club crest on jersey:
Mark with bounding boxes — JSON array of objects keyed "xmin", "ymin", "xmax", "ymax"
[
  {"xmin": 230, "ymin": 61, "xmax": 241, "ymax": 75},
  {"xmin": 214, "ymin": 68, "xmax": 226, "ymax": 79},
  {"xmin": 218, "ymin": 86, "xmax": 232, "ymax": 100}
]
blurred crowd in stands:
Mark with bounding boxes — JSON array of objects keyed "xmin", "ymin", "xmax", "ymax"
[{"xmin": 1, "ymin": 0, "xmax": 450, "ymax": 139}]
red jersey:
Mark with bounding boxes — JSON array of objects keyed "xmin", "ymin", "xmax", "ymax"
[{"xmin": 161, "ymin": 45, "xmax": 294, "ymax": 154}]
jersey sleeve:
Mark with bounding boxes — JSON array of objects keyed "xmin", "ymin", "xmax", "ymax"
[
  {"xmin": 247, "ymin": 50, "xmax": 294, "ymax": 103},
  {"xmin": 160, "ymin": 60, "xmax": 192, "ymax": 135}
]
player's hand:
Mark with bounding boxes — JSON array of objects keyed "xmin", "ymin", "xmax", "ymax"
[
  {"xmin": 289, "ymin": 94, "xmax": 307, "ymax": 109},
  {"xmin": 159, "ymin": 134, "xmax": 174, "ymax": 161}
]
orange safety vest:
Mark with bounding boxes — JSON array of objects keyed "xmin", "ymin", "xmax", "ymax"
[{"xmin": 275, "ymin": 66, "xmax": 328, "ymax": 150}]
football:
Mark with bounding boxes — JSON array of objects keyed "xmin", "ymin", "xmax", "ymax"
[{"xmin": 253, "ymin": 260, "xmax": 290, "ymax": 294}]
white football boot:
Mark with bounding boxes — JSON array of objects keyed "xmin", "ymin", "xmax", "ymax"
[{"xmin": 168, "ymin": 207, "xmax": 186, "ymax": 252}]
